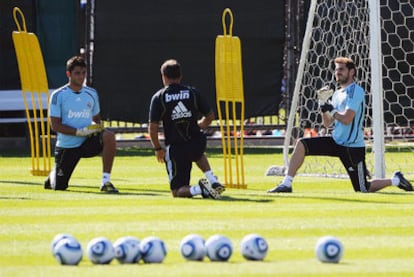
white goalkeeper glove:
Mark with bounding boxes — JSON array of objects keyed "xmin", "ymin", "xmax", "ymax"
[
  {"xmin": 316, "ymin": 85, "xmax": 334, "ymax": 104},
  {"xmin": 75, "ymin": 124, "xmax": 103, "ymax": 136}
]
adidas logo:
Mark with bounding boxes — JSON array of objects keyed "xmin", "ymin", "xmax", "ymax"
[{"xmin": 171, "ymin": 101, "xmax": 192, "ymax": 120}]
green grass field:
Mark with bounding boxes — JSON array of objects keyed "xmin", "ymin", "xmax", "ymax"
[{"xmin": 1, "ymin": 148, "xmax": 413, "ymax": 277}]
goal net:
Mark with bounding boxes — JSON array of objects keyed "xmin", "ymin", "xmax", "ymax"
[{"xmin": 280, "ymin": 0, "xmax": 414, "ymax": 178}]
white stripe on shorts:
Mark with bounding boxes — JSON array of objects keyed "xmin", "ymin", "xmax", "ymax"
[
  {"xmin": 357, "ymin": 161, "xmax": 367, "ymax": 192},
  {"xmin": 165, "ymin": 145, "xmax": 173, "ymax": 182}
]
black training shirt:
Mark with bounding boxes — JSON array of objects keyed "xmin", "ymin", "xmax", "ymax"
[{"xmin": 149, "ymin": 84, "xmax": 212, "ymax": 145}]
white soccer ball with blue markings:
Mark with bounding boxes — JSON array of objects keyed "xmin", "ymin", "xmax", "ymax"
[
  {"xmin": 205, "ymin": 234, "xmax": 233, "ymax": 262},
  {"xmin": 315, "ymin": 236, "xmax": 344, "ymax": 263},
  {"xmin": 140, "ymin": 236, "xmax": 167, "ymax": 263},
  {"xmin": 113, "ymin": 236, "xmax": 141, "ymax": 264},
  {"xmin": 179, "ymin": 234, "xmax": 206, "ymax": 261},
  {"xmin": 52, "ymin": 237, "xmax": 83, "ymax": 265},
  {"xmin": 240, "ymin": 233, "xmax": 269, "ymax": 261},
  {"xmin": 86, "ymin": 237, "xmax": 115, "ymax": 264},
  {"xmin": 51, "ymin": 233, "xmax": 76, "ymax": 255}
]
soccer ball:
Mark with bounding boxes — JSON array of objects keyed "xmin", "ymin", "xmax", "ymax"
[
  {"xmin": 205, "ymin": 234, "xmax": 233, "ymax": 262},
  {"xmin": 315, "ymin": 236, "xmax": 344, "ymax": 263},
  {"xmin": 51, "ymin": 233, "xmax": 76, "ymax": 255},
  {"xmin": 179, "ymin": 234, "xmax": 206, "ymax": 261},
  {"xmin": 140, "ymin": 236, "xmax": 167, "ymax": 263},
  {"xmin": 113, "ymin": 236, "xmax": 141, "ymax": 264},
  {"xmin": 86, "ymin": 237, "xmax": 115, "ymax": 264},
  {"xmin": 240, "ymin": 234, "xmax": 268, "ymax": 261},
  {"xmin": 52, "ymin": 237, "xmax": 83, "ymax": 265},
  {"xmin": 265, "ymin": 165, "xmax": 286, "ymax": 176}
]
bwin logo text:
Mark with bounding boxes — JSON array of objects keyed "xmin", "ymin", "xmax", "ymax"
[
  {"xmin": 165, "ymin": 90, "xmax": 190, "ymax": 103},
  {"xmin": 68, "ymin": 109, "xmax": 91, "ymax": 119}
]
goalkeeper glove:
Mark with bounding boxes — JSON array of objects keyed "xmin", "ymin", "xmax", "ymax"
[
  {"xmin": 75, "ymin": 124, "xmax": 103, "ymax": 136},
  {"xmin": 316, "ymin": 85, "xmax": 334, "ymax": 104},
  {"xmin": 320, "ymin": 103, "xmax": 337, "ymax": 117}
]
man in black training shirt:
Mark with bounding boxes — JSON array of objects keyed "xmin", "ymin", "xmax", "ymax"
[{"xmin": 149, "ymin": 59, "xmax": 225, "ymax": 199}]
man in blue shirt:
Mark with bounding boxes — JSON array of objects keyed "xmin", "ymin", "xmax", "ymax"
[
  {"xmin": 268, "ymin": 57, "xmax": 412, "ymax": 193},
  {"xmin": 44, "ymin": 56, "xmax": 118, "ymax": 193}
]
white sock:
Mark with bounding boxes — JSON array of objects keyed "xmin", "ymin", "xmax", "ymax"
[
  {"xmin": 190, "ymin": 185, "xmax": 202, "ymax": 196},
  {"xmin": 282, "ymin": 175, "xmax": 294, "ymax": 187},
  {"xmin": 204, "ymin": 170, "xmax": 218, "ymax": 184},
  {"xmin": 391, "ymin": 176, "xmax": 400, "ymax": 186},
  {"xmin": 102, "ymin": 172, "xmax": 111, "ymax": 185}
]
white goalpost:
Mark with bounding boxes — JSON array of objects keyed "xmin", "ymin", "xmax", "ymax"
[
  {"xmin": 269, "ymin": 0, "xmax": 414, "ymax": 179},
  {"xmin": 368, "ymin": 0, "xmax": 385, "ymax": 178}
]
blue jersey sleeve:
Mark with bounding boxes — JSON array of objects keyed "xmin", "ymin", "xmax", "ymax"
[
  {"xmin": 346, "ymin": 85, "xmax": 364, "ymax": 112},
  {"xmin": 91, "ymin": 90, "xmax": 100, "ymax": 116},
  {"xmin": 49, "ymin": 90, "xmax": 62, "ymax": 118}
]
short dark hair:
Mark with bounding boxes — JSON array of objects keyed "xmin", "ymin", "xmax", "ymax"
[
  {"xmin": 160, "ymin": 59, "xmax": 182, "ymax": 79},
  {"xmin": 334, "ymin": 57, "xmax": 356, "ymax": 71},
  {"xmin": 66, "ymin": 56, "xmax": 86, "ymax": 72}
]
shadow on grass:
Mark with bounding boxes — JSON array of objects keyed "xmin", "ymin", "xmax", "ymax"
[
  {"xmin": 62, "ymin": 184, "xmax": 166, "ymax": 196},
  {"xmin": 376, "ymin": 191, "xmax": 414, "ymax": 196},
  {"xmin": 0, "ymin": 180, "xmax": 40, "ymax": 186},
  {"xmin": 219, "ymin": 195, "xmax": 273, "ymax": 203},
  {"xmin": 0, "ymin": 180, "xmax": 165, "ymax": 196},
  {"xmin": 0, "ymin": 180, "xmax": 38, "ymax": 200},
  {"xmin": 267, "ymin": 193, "xmax": 412, "ymax": 204},
  {"xmin": 67, "ymin": 189, "xmax": 162, "ymax": 196},
  {"xmin": 0, "ymin": 196, "xmax": 32, "ymax": 200}
]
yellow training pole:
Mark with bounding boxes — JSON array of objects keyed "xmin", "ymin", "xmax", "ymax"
[
  {"xmin": 12, "ymin": 7, "xmax": 51, "ymax": 176},
  {"xmin": 215, "ymin": 8, "xmax": 246, "ymax": 189}
]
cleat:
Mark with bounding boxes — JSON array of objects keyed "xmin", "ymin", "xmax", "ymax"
[
  {"xmin": 199, "ymin": 178, "xmax": 221, "ymax": 199},
  {"xmin": 100, "ymin": 182, "xmax": 119, "ymax": 193},
  {"xmin": 44, "ymin": 177, "xmax": 68, "ymax": 190},
  {"xmin": 44, "ymin": 178, "xmax": 51, "ymax": 190},
  {"xmin": 212, "ymin": 182, "xmax": 226, "ymax": 194},
  {"xmin": 55, "ymin": 184, "xmax": 68, "ymax": 191},
  {"xmin": 267, "ymin": 183, "xmax": 292, "ymax": 193},
  {"xmin": 394, "ymin": 171, "xmax": 413, "ymax": 191}
]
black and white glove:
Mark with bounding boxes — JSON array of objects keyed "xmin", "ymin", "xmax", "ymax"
[
  {"xmin": 75, "ymin": 124, "xmax": 103, "ymax": 136},
  {"xmin": 320, "ymin": 103, "xmax": 337, "ymax": 117}
]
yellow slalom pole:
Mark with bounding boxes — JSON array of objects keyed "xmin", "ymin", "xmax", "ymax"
[
  {"xmin": 225, "ymin": 100, "xmax": 232, "ymax": 186},
  {"xmin": 232, "ymin": 101, "xmax": 240, "ymax": 188},
  {"xmin": 216, "ymin": 101, "xmax": 228, "ymax": 185},
  {"xmin": 12, "ymin": 7, "xmax": 51, "ymax": 176},
  {"xmin": 215, "ymin": 8, "xmax": 246, "ymax": 189},
  {"xmin": 240, "ymin": 102, "xmax": 245, "ymax": 186},
  {"xmin": 30, "ymin": 92, "xmax": 40, "ymax": 173},
  {"xmin": 13, "ymin": 8, "xmax": 36, "ymax": 173}
]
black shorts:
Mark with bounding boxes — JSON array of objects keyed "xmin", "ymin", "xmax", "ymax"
[
  {"xmin": 164, "ymin": 134, "xmax": 207, "ymax": 190},
  {"xmin": 52, "ymin": 132, "xmax": 103, "ymax": 190},
  {"xmin": 300, "ymin": 136, "xmax": 370, "ymax": 192}
]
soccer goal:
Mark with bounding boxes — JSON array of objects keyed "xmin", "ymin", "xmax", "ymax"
[{"xmin": 277, "ymin": 0, "xmax": 414, "ymax": 179}]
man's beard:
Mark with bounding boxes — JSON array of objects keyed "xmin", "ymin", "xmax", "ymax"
[{"xmin": 336, "ymin": 75, "xmax": 350, "ymax": 85}]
